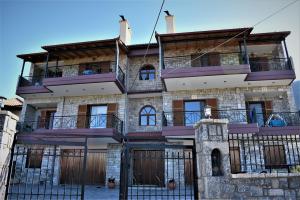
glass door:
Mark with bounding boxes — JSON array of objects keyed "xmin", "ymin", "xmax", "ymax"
[
  {"xmin": 90, "ymin": 106, "xmax": 107, "ymax": 128},
  {"xmin": 184, "ymin": 101, "xmax": 205, "ymax": 126},
  {"xmin": 248, "ymin": 102, "xmax": 265, "ymax": 127}
]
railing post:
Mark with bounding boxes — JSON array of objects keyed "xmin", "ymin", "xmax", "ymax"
[
  {"xmin": 243, "ymin": 35, "xmax": 249, "ymax": 65},
  {"xmin": 44, "ymin": 53, "xmax": 50, "ymax": 78},
  {"xmin": 20, "ymin": 60, "xmax": 26, "ymax": 77},
  {"xmin": 283, "ymin": 39, "xmax": 292, "ymax": 69}
]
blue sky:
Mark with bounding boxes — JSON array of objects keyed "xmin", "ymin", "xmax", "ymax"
[{"xmin": 1, "ymin": 0, "xmax": 299, "ymax": 98}]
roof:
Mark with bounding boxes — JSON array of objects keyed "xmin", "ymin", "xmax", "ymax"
[
  {"xmin": 4, "ymin": 98, "xmax": 23, "ymax": 107},
  {"xmin": 248, "ymin": 31, "xmax": 290, "ymax": 42},
  {"xmin": 17, "ymin": 52, "xmax": 56, "ymax": 63},
  {"xmin": 156, "ymin": 27, "xmax": 253, "ymax": 43}
]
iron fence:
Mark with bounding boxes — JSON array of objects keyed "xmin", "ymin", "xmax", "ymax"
[
  {"xmin": 249, "ymin": 57, "xmax": 292, "ymax": 72},
  {"xmin": 163, "ymin": 110, "xmax": 300, "ymax": 127},
  {"xmin": 228, "ymin": 132, "xmax": 300, "ymax": 174},
  {"xmin": 17, "ymin": 114, "xmax": 123, "ymax": 134}
]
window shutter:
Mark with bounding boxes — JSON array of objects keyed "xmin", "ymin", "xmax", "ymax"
[
  {"xmin": 173, "ymin": 100, "xmax": 184, "ymax": 126},
  {"xmin": 38, "ymin": 110, "xmax": 47, "ymax": 128},
  {"xmin": 208, "ymin": 52, "xmax": 220, "ymax": 66},
  {"xmin": 205, "ymin": 99, "xmax": 218, "ymax": 119},
  {"xmin": 107, "ymin": 103, "xmax": 118, "ymax": 128},
  {"xmin": 77, "ymin": 105, "xmax": 89, "ymax": 128},
  {"xmin": 100, "ymin": 61, "xmax": 111, "ymax": 73},
  {"xmin": 264, "ymin": 101, "xmax": 273, "ymax": 120},
  {"xmin": 191, "ymin": 54, "xmax": 202, "ymax": 67}
]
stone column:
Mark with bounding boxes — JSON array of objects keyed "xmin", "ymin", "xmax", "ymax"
[{"xmin": 194, "ymin": 119, "xmax": 232, "ymax": 199}]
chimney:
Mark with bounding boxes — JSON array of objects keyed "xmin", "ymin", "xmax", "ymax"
[
  {"xmin": 164, "ymin": 10, "xmax": 175, "ymax": 33},
  {"xmin": 119, "ymin": 15, "xmax": 131, "ymax": 45}
]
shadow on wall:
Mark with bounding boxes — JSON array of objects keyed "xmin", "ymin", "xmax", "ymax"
[{"xmin": 292, "ymin": 80, "xmax": 300, "ymax": 111}]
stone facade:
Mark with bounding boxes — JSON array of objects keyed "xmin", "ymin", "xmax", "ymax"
[
  {"xmin": 105, "ymin": 144, "xmax": 122, "ymax": 185},
  {"xmin": 0, "ymin": 111, "xmax": 18, "ymax": 200}
]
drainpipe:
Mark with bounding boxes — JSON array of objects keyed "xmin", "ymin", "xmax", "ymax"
[
  {"xmin": 243, "ymin": 35, "xmax": 249, "ymax": 65},
  {"xmin": 116, "ymin": 40, "xmax": 120, "ymax": 77}
]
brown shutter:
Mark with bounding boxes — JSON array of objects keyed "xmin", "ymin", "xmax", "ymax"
[
  {"xmin": 208, "ymin": 52, "xmax": 220, "ymax": 66},
  {"xmin": 107, "ymin": 103, "xmax": 118, "ymax": 128},
  {"xmin": 38, "ymin": 110, "xmax": 47, "ymax": 128},
  {"xmin": 77, "ymin": 105, "xmax": 89, "ymax": 128},
  {"xmin": 173, "ymin": 100, "xmax": 184, "ymax": 126},
  {"xmin": 264, "ymin": 101, "xmax": 273, "ymax": 122},
  {"xmin": 191, "ymin": 54, "xmax": 202, "ymax": 67},
  {"xmin": 205, "ymin": 99, "xmax": 218, "ymax": 119},
  {"xmin": 100, "ymin": 61, "xmax": 111, "ymax": 73}
]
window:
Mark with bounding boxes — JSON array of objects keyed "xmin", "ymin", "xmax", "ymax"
[
  {"xmin": 264, "ymin": 145, "xmax": 286, "ymax": 169},
  {"xmin": 139, "ymin": 106, "xmax": 156, "ymax": 126},
  {"xmin": 184, "ymin": 101, "xmax": 205, "ymax": 126},
  {"xmin": 25, "ymin": 148, "xmax": 43, "ymax": 168},
  {"xmin": 139, "ymin": 65, "xmax": 155, "ymax": 80},
  {"xmin": 211, "ymin": 149, "xmax": 223, "ymax": 176}
]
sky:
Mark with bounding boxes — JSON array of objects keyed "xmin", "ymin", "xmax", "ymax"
[{"xmin": 0, "ymin": 0, "xmax": 300, "ymax": 98}]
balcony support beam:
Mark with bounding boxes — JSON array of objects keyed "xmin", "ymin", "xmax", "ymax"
[
  {"xmin": 20, "ymin": 60, "xmax": 26, "ymax": 77},
  {"xmin": 44, "ymin": 53, "xmax": 50, "ymax": 78},
  {"xmin": 243, "ymin": 35, "xmax": 249, "ymax": 64}
]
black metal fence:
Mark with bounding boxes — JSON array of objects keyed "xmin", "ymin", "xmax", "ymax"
[
  {"xmin": 228, "ymin": 132, "xmax": 300, "ymax": 174},
  {"xmin": 249, "ymin": 57, "xmax": 292, "ymax": 72},
  {"xmin": 120, "ymin": 143, "xmax": 198, "ymax": 200},
  {"xmin": 163, "ymin": 110, "xmax": 300, "ymax": 127},
  {"xmin": 17, "ymin": 114, "xmax": 123, "ymax": 134}
]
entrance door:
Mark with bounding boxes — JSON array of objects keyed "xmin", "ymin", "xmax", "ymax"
[
  {"xmin": 132, "ymin": 150, "xmax": 164, "ymax": 186},
  {"xmin": 90, "ymin": 105, "xmax": 107, "ymax": 128},
  {"xmin": 247, "ymin": 102, "xmax": 265, "ymax": 127}
]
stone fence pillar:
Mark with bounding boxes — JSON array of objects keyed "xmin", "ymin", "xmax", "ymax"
[{"xmin": 194, "ymin": 119, "xmax": 231, "ymax": 199}]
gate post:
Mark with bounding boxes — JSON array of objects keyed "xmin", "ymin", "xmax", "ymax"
[
  {"xmin": 81, "ymin": 137, "xmax": 88, "ymax": 200},
  {"xmin": 194, "ymin": 119, "xmax": 231, "ymax": 199},
  {"xmin": 119, "ymin": 143, "xmax": 128, "ymax": 200}
]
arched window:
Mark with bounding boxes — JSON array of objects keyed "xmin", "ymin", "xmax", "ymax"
[
  {"xmin": 139, "ymin": 106, "xmax": 156, "ymax": 126},
  {"xmin": 211, "ymin": 149, "xmax": 223, "ymax": 176},
  {"xmin": 139, "ymin": 65, "xmax": 155, "ymax": 80}
]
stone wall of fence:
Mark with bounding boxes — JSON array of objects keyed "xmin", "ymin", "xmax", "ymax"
[
  {"xmin": 0, "ymin": 111, "xmax": 19, "ymax": 200},
  {"xmin": 195, "ymin": 118, "xmax": 300, "ymax": 199}
]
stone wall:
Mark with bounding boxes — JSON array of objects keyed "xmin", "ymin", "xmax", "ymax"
[
  {"xmin": 127, "ymin": 96, "xmax": 163, "ymax": 132},
  {"xmin": 195, "ymin": 119, "xmax": 300, "ymax": 199},
  {"xmin": 0, "ymin": 111, "xmax": 18, "ymax": 200},
  {"xmin": 105, "ymin": 144, "xmax": 122, "ymax": 185}
]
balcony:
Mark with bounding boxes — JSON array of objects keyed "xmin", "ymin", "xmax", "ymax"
[
  {"xmin": 246, "ymin": 57, "xmax": 295, "ymax": 86},
  {"xmin": 17, "ymin": 114, "xmax": 123, "ymax": 143},
  {"xmin": 161, "ymin": 52, "xmax": 251, "ymax": 91},
  {"xmin": 162, "ymin": 110, "xmax": 300, "ymax": 137},
  {"xmin": 16, "ymin": 76, "xmax": 51, "ymax": 96}
]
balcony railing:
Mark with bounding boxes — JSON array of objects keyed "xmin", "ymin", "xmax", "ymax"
[
  {"xmin": 18, "ymin": 75, "xmax": 44, "ymax": 87},
  {"xmin": 249, "ymin": 57, "xmax": 292, "ymax": 72},
  {"xmin": 17, "ymin": 114, "xmax": 123, "ymax": 135},
  {"xmin": 163, "ymin": 110, "xmax": 300, "ymax": 127},
  {"xmin": 163, "ymin": 52, "xmax": 247, "ymax": 69}
]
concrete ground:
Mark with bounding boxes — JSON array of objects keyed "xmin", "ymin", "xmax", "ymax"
[{"xmin": 7, "ymin": 184, "xmax": 194, "ymax": 199}]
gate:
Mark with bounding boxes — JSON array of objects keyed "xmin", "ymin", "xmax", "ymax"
[
  {"xmin": 120, "ymin": 143, "xmax": 198, "ymax": 200},
  {"xmin": 5, "ymin": 140, "xmax": 88, "ymax": 200}
]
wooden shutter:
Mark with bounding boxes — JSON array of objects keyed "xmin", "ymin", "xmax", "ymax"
[
  {"xmin": 264, "ymin": 101, "xmax": 273, "ymax": 122},
  {"xmin": 208, "ymin": 52, "xmax": 220, "ymax": 66},
  {"xmin": 38, "ymin": 110, "xmax": 47, "ymax": 128},
  {"xmin": 100, "ymin": 61, "xmax": 111, "ymax": 73},
  {"xmin": 205, "ymin": 99, "xmax": 218, "ymax": 119},
  {"xmin": 173, "ymin": 100, "xmax": 184, "ymax": 126},
  {"xmin": 191, "ymin": 54, "xmax": 202, "ymax": 67},
  {"xmin": 107, "ymin": 103, "xmax": 118, "ymax": 128},
  {"xmin": 77, "ymin": 105, "xmax": 89, "ymax": 128}
]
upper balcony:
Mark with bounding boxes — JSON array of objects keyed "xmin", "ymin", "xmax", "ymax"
[
  {"xmin": 17, "ymin": 114, "xmax": 123, "ymax": 143},
  {"xmin": 161, "ymin": 52, "xmax": 251, "ymax": 91},
  {"xmin": 16, "ymin": 38, "xmax": 127, "ymax": 98}
]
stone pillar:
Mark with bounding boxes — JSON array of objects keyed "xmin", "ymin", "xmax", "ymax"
[
  {"xmin": 0, "ymin": 111, "xmax": 19, "ymax": 199},
  {"xmin": 194, "ymin": 119, "xmax": 232, "ymax": 199},
  {"xmin": 106, "ymin": 144, "xmax": 122, "ymax": 186}
]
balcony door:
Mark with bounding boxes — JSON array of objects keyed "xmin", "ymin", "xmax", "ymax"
[
  {"xmin": 90, "ymin": 105, "xmax": 107, "ymax": 128},
  {"xmin": 247, "ymin": 102, "xmax": 265, "ymax": 127},
  {"xmin": 184, "ymin": 101, "xmax": 205, "ymax": 126}
]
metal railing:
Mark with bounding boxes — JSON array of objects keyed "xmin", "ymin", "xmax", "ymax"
[
  {"xmin": 18, "ymin": 76, "xmax": 44, "ymax": 87},
  {"xmin": 17, "ymin": 114, "xmax": 123, "ymax": 135},
  {"xmin": 229, "ymin": 132, "xmax": 300, "ymax": 174},
  {"xmin": 163, "ymin": 52, "xmax": 247, "ymax": 69},
  {"xmin": 163, "ymin": 110, "xmax": 300, "ymax": 127},
  {"xmin": 117, "ymin": 65, "xmax": 125, "ymax": 86},
  {"xmin": 249, "ymin": 57, "xmax": 292, "ymax": 72}
]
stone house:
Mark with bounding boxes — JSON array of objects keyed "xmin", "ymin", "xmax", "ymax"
[{"xmin": 7, "ymin": 13, "xmax": 300, "ymax": 199}]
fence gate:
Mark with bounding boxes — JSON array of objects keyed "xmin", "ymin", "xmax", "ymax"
[
  {"xmin": 5, "ymin": 140, "xmax": 88, "ymax": 200},
  {"xmin": 120, "ymin": 143, "xmax": 198, "ymax": 200}
]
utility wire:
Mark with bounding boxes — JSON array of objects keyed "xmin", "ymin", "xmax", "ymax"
[
  {"xmin": 129, "ymin": 0, "xmax": 166, "ymax": 91},
  {"xmin": 163, "ymin": 0, "xmax": 300, "ymax": 76}
]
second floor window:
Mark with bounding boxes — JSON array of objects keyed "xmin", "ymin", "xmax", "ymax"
[
  {"xmin": 139, "ymin": 65, "xmax": 155, "ymax": 80},
  {"xmin": 139, "ymin": 106, "xmax": 156, "ymax": 126}
]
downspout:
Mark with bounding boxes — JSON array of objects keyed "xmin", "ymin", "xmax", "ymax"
[{"xmin": 116, "ymin": 40, "xmax": 120, "ymax": 77}]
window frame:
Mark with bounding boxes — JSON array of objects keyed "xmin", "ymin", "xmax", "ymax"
[
  {"xmin": 139, "ymin": 65, "xmax": 156, "ymax": 80},
  {"xmin": 25, "ymin": 148, "xmax": 44, "ymax": 168},
  {"xmin": 139, "ymin": 106, "xmax": 156, "ymax": 126}
]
